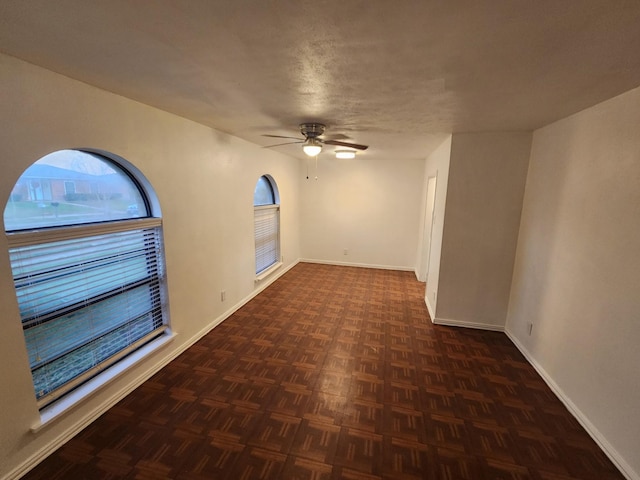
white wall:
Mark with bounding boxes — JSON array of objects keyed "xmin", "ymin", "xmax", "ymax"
[
  {"xmin": 0, "ymin": 54, "xmax": 301, "ymax": 478},
  {"xmin": 299, "ymin": 155, "xmax": 424, "ymax": 270},
  {"xmin": 506, "ymin": 86, "xmax": 640, "ymax": 479},
  {"xmin": 422, "ymin": 136, "xmax": 452, "ymax": 318},
  {"xmin": 5, "ymin": 47, "xmax": 637, "ymax": 480},
  {"xmin": 435, "ymin": 132, "xmax": 531, "ymax": 329}
]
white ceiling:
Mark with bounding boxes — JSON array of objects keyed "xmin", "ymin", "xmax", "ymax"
[{"xmin": 2, "ymin": 1, "xmax": 640, "ymax": 161}]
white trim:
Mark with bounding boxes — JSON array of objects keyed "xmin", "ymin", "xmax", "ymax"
[
  {"xmin": 35, "ymin": 326, "xmax": 170, "ymax": 411},
  {"xmin": 432, "ymin": 317, "xmax": 505, "ymax": 332},
  {"xmin": 425, "ymin": 295, "xmax": 436, "ymax": 321},
  {"xmin": 5, "ymin": 259, "xmax": 300, "ymax": 480},
  {"xmin": 186, "ymin": 262, "xmax": 296, "ymax": 347},
  {"xmin": 255, "ymin": 261, "xmax": 283, "ymax": 282},
  {"xmin": 32, "ymin": 331, "xmax": 176, "ymax": 431},
  {"xmin": 8, "ymin": 333, "xmax": 179, "ymax": 480},
  {"xmin": 414, "ymin": 268, "xmax": 423, "ymax": 282},
  {"xmin": 300, "ymin": 258, "xmax": 414, "ymax": 272},
  {"xmin": 505, "ymin": 329, "xmax": 638, "ymax": 480}
]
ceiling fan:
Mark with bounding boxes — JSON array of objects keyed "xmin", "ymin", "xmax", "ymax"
[{"xmin": 263, "ymin": 123, "xmax": 369, "ymax": 157}]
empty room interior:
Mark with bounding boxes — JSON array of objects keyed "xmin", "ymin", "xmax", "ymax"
[{"xmin": 0, "ymin": 2, "xmax": 639, "ymax": 479}]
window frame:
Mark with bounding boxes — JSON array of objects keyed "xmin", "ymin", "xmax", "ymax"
[
  {"xmin": 4, "ymin": 149, "xmax": 171, "ymax": 416},
  {"xmin": 253, "ymin": 175, "xmax": 281, "ymax": 277}
]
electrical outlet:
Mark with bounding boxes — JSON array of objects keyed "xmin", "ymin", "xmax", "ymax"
[
  {"xmin": 343, "ymin": 248, "xmax": 348, "ymax": 255},
  {"xmin": 221, "ymin": 290, "xmax": 226, "ymax": 302}
]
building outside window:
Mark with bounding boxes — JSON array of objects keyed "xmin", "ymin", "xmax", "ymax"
[{"xmin": 4, "ymin": 149, "xmax": 170, "ymax": 409}]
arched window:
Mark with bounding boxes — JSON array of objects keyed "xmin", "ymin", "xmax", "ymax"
[
  {"xmin": 253, "ymin": 175, "xmax": 280, "ymax": 275},
  {"xmin": 4, "ymin": 149, "xmax": 169, "ymax": 409}
]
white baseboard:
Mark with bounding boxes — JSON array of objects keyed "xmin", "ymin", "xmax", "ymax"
[
  {"xmin": 432, "ymin": 316, "xmax": 505, "ymax": 332},
  {"xmin": 4, "ymin": 260, "xmax": 300, "ymax": 480},
  {"xmin": 14, "ymin": 261, "xmax": 632, "ymax": 480},
  {"xmin": 300, "ymin": 258, "xmax": 414, "ymax": 272},
  {"xmin": 425, "ymin": 295, "xmax": 435, "ymax": 321},
  {"xmin": 191, "ymin": 259, "xmax": 299, "ymax": 342},
  {"xmin": 505, "ymin": 329, "xmax": 638, "ymax": 480}
]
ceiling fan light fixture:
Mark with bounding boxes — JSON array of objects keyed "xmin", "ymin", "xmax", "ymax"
[
  {"xmin": 302, "ymin": 138, "xmax": 322, "ymax": 156},
  {"xmin": 335, "ymin": 150, "xmax": 356, "ymax": 159}
]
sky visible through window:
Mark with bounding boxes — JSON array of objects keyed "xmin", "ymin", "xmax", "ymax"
[
  {"xmin": 254, "ymin": 175, "xmax": 275, "ymax": 206},
  {"xmin": 5, "ymin": 149, "xmax": 167, "ymax": 406},
  {"xmin": 4, "ymin": 150, "xmax": 147, "ymax": 231}
]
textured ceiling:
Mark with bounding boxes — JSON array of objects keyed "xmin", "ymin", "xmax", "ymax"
[{"xmin": 2, "ymin": 1, "xmax": 640, "ymax": 160}]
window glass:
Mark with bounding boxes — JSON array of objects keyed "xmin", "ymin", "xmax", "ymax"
[
  {"xmin": 4, "ymin": 150, "xmax": 147, "ymax": 231},
  {"xmin": 5, "ymin": 150, "xmax": 168, "ymax": 409},
  {"xmin": 253, "ymin": 175, "xmax": 275, "ymax": 206},
  {"xmin": 253, "ymin": 175, "xmax": 280, "ymax": 274}
]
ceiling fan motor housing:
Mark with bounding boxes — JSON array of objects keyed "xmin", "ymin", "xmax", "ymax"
[{"xmin": 300, "ymin": 123, "xmax": 325, "ymax": 139}]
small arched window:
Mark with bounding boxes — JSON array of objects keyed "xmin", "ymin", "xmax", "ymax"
[
  {"xmin": 253, "ymin": 175, "xmax": 280, "ymax": 275},
  {"xmin": 4, "ymin": 149, "xmax": 170, "ymax": 409}
]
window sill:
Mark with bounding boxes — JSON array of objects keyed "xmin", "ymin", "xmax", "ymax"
[
  {"xmin": 31, "ymin": 331, "xmax": 176, "ymax": 433},
  {"xmin": 255, "ymin": 261, "xmax": 283, "ymax": 282}
]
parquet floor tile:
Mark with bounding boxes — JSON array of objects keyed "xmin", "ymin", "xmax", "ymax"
[{"xmin": 21, "ymin": 263, "xmax": 625, "ymax": 479}]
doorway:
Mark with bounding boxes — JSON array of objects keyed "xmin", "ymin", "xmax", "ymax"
[{"xmin": 418, "ymin": 175, "xmax": 437, "ymax": 282}]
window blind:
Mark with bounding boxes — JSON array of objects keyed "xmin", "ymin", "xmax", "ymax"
[
  {"xmin": 8, "ymin": 223, "xmax": 168, "ymax": 407},
  {"xmin": 254, "ymin": 205, "xmax": 280, "ymax": 274}
]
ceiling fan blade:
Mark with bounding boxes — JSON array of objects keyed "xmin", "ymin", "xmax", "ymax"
[
  {"xmin": 262, "ymin": 134, "xmax": 302, "ymax": 140},
  {"xmin": 263, "ymin": 141, "xmax": 304, "ymax": 148},
  {"xmin": 323, "ymin": 139, "xmax": 369, "ymax": 151}
]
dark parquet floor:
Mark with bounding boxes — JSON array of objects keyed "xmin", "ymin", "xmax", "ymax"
[{"xmin": 23, "ymin": 263, "xmax": 624, "ymax": 479}]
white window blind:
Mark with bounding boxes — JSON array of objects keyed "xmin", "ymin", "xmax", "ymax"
[
  {"xmin": 254, "ymin": 205, "xmax": 280, "ymax": 274},
  {"xmin": 8, "ymin": 221, "xmax": 168, "ymax": 408}
]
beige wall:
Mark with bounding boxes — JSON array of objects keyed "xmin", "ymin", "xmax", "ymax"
[
  {"xmin": 422, "ymin": 136, "xmax": 452, "ymax": 317},
  {"xmin": 299, "ymin": 155, "xmax": 424, "ymax": 270},
  {"xmin": 435, "ymin": 132, "xmax": 531, "ymax": 329},
  {"xmin": 3, "ymin": 49, "xmax": 639, "ymax": 480},
  {"xmin": 0, "ymin": 54, "xmax": 301, "ymax": 478},
  {"xmin": 506, "ymin": 86, "xmax": 640, "ymax": 479}
]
